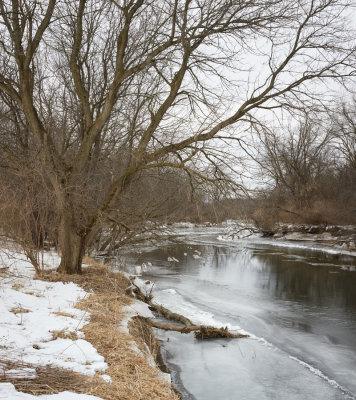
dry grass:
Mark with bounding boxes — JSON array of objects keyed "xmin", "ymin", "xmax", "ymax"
[
  {"xmin": 11, "ymin": 283, "xmax": 24, "ymax": 291},
  {"xmin": 50, "ymin": 311, "xmax": 75, "ymax": 318},
  {"xmin": 37, "ymin": 262, "xmax": 128, "ymax": 296},
  {"xmin": 34, "ymin": 260, "xmax": 179, "ymax": 400},
  {"xmin": 128, "ymin": 316, "xmax": 170, "ymax": 374},
  {"xmin": 50, "ymin": 329, "xmax": 79, "ymax": 341},
  {"xmin": 10, "ymin": 306, "xmax": 30, "ymax": 314},
  {"xmin": 0, "ymin": 359, "xmax": 99, "ymax": 396},
  {"xmin": 22, "ymin": 290, "xmax": 43, "ymax": 298},
  {"xmin": 77, "ymin": 294, "xmax": 178, "ymax": 400}
]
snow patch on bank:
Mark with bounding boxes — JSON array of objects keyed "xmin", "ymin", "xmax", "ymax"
[
  {"xmin": 120, "ymin": 299, "xmax": 154, "ymax": 334},
  {"xmin": 0, "ymin": 247, "xmax": 108, "ymax": 399}
]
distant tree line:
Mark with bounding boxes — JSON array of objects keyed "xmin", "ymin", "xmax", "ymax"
[{"xmin": 249, "ymin": 102, "xmax": 356, "ymax": 228}]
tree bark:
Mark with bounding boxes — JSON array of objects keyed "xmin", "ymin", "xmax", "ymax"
[{"xmin": 57, "ymin": 212, "xmax": 85, "ymax": 274}]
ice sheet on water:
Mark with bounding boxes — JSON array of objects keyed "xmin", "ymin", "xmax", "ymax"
[
  {"xmin": 151, "ymin": 283, "xmax": 250, "ymax": 337},
  {"xmin": 289, "ymin": 357, "xmax": 355, "ymax": 399},
  {"xmin": 157, "ymin": 327, "xmax": 351, "ymax": 400}
]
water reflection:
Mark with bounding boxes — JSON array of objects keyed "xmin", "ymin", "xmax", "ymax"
[
  {"xmin": 131, "ymin": 241, "xmax": 356, "ymax": 312},
  {"xmin": 251, "ymin": 249, "xmax": 356, "ymax": 309}
]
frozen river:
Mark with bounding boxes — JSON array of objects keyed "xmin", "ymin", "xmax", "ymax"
[{"xmin": 119, "ymin": 230, "xmax": 356, "ymax": 399}]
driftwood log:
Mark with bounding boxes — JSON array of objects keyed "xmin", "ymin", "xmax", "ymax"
[
  {"xmin": 130, "ymin": 279, "xmax": 248, "ymax": 340},
  {"xmin": 149, "ymin": 320, "xmax": 248, "ymax": 339}
]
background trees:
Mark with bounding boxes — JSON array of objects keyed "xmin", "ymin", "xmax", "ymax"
[
  {"xmin": 331, "ymin": 101, "xmax": 356, "ymax": 169},
  {"xmin": 257, "ymin": 117, "xmax": 332, "ymax": 207},
  {"xmin": 0, "ymin": 0, "xmax": 355, "ymax": 273},
  {"xmin": 251, "ymin": 102, "xmax": 356, "ymax": 227}
]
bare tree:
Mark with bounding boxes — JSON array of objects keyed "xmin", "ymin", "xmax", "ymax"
[
  {"xmin": 257, "ymin": 117, "xmax": 333, "ymax": 207},
  {"xmin": 0, "ymin": 0, "xmax": 355, "ymax": 273},
  {"xmin": 331, "ymin": 100, "xmax": 356, "ymax": 169},
  {"xmin": 0, "ymin": 152, "xmax": 56, "ymax": 271}
]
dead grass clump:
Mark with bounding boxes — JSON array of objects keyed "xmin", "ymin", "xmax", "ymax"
[
  {"xmin": 0, "ymin": 359, "xmax": 100, "ymax": 396},
  {"xmin": 10, "ymin": 306, "xmax": 30, "ymax": 314},
  {"xmin": 50, "ymin": 311, "xmax": 74, "ymax": 318},
  {"xmin": 50, "ymin": 330, "xmax": 79, "ymax": 341},
  {"xmin": 11, "ymin": 283, "xmax": 24, "ymax": 292}
]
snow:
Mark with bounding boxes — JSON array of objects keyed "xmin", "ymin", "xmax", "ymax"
[
  {"xmin": 0, "ymin": 383, "xmax": 102, "ymax": 399},
  {"xmin": 132, "ymin": 277, "xmax": 154, "ymax": 295},
  {"xmin": 167, "ymin": 257, "xmax": 179, "ymax": 262},
  {"xmin": 120, "ymin": 299, "xmax": 155, "ymax": 334},
  {"xmin": 0, "ymin": 247, "xmax": 107, "ymax": 399},
  {"xmin": 130, "ymin": 262, "xmax": 152, "ymax": 276},
  {"xmin": 3, "ymin": 368, "xmax": 37, "ymax": 379},
  {"xmin": 170, "ymin": 222, "xmax": 195, "ymax": 228},
  {"xmin": 99, "ymin": 374, "xmax": 112, "ymax": 384}
]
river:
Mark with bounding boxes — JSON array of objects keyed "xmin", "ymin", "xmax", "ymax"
[{"xmin": 117, "ymin": 228, "xmax": 356, "ymax": 400}]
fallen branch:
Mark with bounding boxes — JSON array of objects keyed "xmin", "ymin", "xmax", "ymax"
[
  {"xmin": 149, "ymin": 303, "xmax": 193, "ymax": 327},
  {"xmin": 130, "ymin": 280, "xmax": 248, "ymax": 340},
  {"xmin": 149, "ymin": 319, "xmax": 248, "ymax": 339}
]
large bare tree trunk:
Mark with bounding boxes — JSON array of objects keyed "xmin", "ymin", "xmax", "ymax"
[{"xmin": 57, "ymin": 212, "xmax": 85, "ymax": 274}]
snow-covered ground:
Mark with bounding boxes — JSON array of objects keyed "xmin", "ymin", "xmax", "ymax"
[
  {"xmin": 0, "ymin": 244, "xmax": 174, "ymax": 399},
  {"xmin": 0, "ymin": 247, "xmax": 107, "ymax": 399}
]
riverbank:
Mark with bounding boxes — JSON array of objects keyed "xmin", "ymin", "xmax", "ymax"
[
  {"xmin": 145, "ymin": 221, "xmax": 356, "ymax": 255},
  {"xmin": 216, "ymin": 221, "xmax": 356, "ymax": 256},
  {"xmin": 0, "ymin": 246, "xmax": 178, "ymax": 399}
]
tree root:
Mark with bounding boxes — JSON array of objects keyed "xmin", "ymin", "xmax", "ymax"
[{"xmin": 129, "ymin": 279, "xmax": 248, "ymax": 340}]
